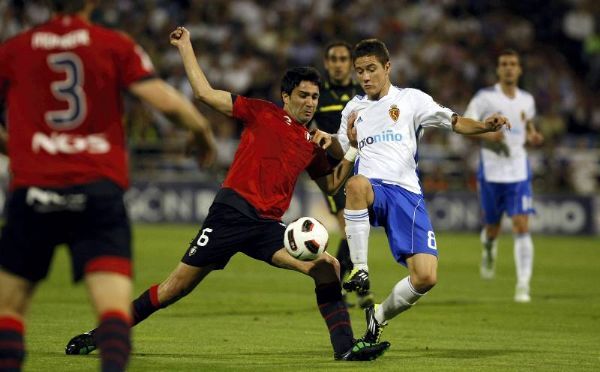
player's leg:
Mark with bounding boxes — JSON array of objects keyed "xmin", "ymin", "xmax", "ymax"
[
  {"xmin": 271, "ymin": 250, "xmax": 389, "ymax": 361},
  {"xmin": 480, "ymin": 223, "xmax": 501, "ymax": 279},
  {"xmin": 512, "ymin": 214, "xmax": 533, "ymax": 302},
  {"xmin": 342, "ymin": 175, "xmax": 375, "ymax": 295},
  {"xmin": 507, "ymin": 180, "xmax": 535, "ymax": 302},
  {"xmin": 0, "ymin": 187, "xmax": 55, "ymax": 370},
  {"xmin": 478, "ymin": 180, "xmax": 504, "ymax": 279},
  {"xmin": 63, "ymin": 180, "xmax": 137, "ymax": 367},
  {"xmin": 0, "ymin": 270, "xmax": 35, "ymax": 371},
  {"xmin": 364, "ymin": 186, "xmax": 438, "ymax": 343},
  {"xmin": 66, "ymin": 262, "xmax": 217, "ymax": 355},
  {"xmin": 85, "ymin": 271, "xmax": 132, "ymax": 371},
  {"xmin": 66, "ymin": 205, "xmax": 232, "ymax": 355},
  {"xmin": 323, "ymin": 190, "xmax": 353, "ymax": 282},
  {"xmin": 331, "ymin": 185, "xmax": 374, "ymax": 308},
  {"xmin": 369, "ymin": 252, "xmax": 437, "ymax": 337}
]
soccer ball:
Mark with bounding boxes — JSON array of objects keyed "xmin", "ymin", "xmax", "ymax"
[{"xmin": 284, "ymin": 217, "xmax": 329, "ymax": 261}]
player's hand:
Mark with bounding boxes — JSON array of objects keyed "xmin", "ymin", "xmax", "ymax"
[
  {"xmin": 527, "ymin": 131, "xmax": 544, "ymax": 147},
  {"xmin": 310, "ymin": 129, "xmax": 332, "ymax": 149},
  {"xmin": 347, "ymin": 111, "xmax": 358, "ymax": 148},
  {"xmin": 170, "ymin": 27, "xmax": 191, "ymax": 48},
  {"xmin": 483, "ymin": 114, "xmax": 511, "ymax": 132}
]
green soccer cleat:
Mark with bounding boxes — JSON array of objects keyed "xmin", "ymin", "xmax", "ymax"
[
  {"xmin": 65, "ymin": 330, "xmax": 97, "ymax": 355},
  {"xmin": 334, "ymin": 339, "xmax": 390, "ymax": 361},
  {"xmin": 362, "ymin": 304, "xmax": 388, "ymax": 343},
  {"xmin": 343, "ymin": 268, "xmax": 370, "ymax": 296}
]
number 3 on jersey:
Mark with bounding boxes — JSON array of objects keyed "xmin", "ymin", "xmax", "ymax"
[{"xmin": 45, "ymin": 52, "xmax": 87, "ymax": 129}]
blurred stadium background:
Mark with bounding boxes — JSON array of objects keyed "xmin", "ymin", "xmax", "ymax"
[{"xmin": 1, "ymin": 0, "xmax": 598, "ymax": 234}]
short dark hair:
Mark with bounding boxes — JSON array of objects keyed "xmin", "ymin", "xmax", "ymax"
[
  {"xmin": 47, "ymin": 0, "xmax": 86, "ymax": 13},
  {"xmin": 280, "ymin": 67, "xmax": 321, "ymax": 96},
  {"xmin": 353, "ymin": 39, "xmax": 390, "ymax": 66},
  {"xmin": 324, "ymin": 41, "xmax": 352, "ymax": 59},
  {"xmin": 498, "ymin": 48, "xmax": 520, "ymax": 60},
  {"xmin": 498, "ymin": 48, "xmax": 519, "ymax": 58}
]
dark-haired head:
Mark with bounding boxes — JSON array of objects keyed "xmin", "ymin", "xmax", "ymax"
[
  {"xmin": 324, "ymin": 41, "xmax": 353, "ymax": 85},
  {"xmin": 324, "ymin": 41, "xmax": 352, "ymax": 59},
  {"xmin": 352, "ymin": 39, "xmax": 392, "ymax": 100},
  {"xmin": 281, "ymin": 67, "xmax": 322, "ymax": 96},
  {"xmin": 281, "ymin": 67, "xmax": 321, "ymax": 125},
  {"xmin": 496, "ymin": 48, "xmax": 522, "ymax": 85},
  {"xmin": 352, "ymin": 39, "xmax": 390, "ymax": 66}
]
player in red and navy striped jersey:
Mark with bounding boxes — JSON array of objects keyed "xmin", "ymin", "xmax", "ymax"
[
  {"xmin": 65, "ymin": 26, "xmax": 390, "ymax": 361},
  {"xmin": 0, "ymin": 1, "xmax": 216, "ymax": 370}
]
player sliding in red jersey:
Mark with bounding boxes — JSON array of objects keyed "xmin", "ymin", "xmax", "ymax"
[
  {"xmin": 65, "ymin": 26, "xmax": 390, "ymax": 361},
  {"xmin": 0, "ymin": 1, "xmax": 216, "ymax": 371}
]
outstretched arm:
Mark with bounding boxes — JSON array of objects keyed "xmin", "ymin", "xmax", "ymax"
[
  {"xmin": 170, "ymin": 27, "xmax": 233, "ymax": 117},
  {"xmin": 452, "ymin": 113, "xmax": 511, "ymax": 135},
  {"xmin": 129, "ymin": 78, "xmax": 217, "ymax": 167}
]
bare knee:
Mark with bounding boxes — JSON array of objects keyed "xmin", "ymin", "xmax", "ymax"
[
  {"xmin": 345, "ymin": 175, "xmax": 370, "ymax": 197},
  {"xmin": 512, "ymin": 216, "xmax": 529, "ymax": 234},
  {"xmin": 345, "ymin": 175, "xmax": 373, "ymax": 208},
  {"xmin": 410, "ymin": 271, "xmax": 437, "ymax": 293},
  {"xmin": 309, "ymin": 254, "xmax": 340, "ymax": 284}
]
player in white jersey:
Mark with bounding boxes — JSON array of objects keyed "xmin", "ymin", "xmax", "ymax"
[
  {"xmin": 464, "ymin": 49, "xmax": 543, "ymax": 302},
  {"xmin": 335, "ymin": 39, "xmax": 511, "ymax": 344}
]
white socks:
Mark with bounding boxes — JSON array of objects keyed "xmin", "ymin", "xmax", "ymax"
[
  {"xmin": 344, "ymin": 208, "xmax": 370, "ymax": 271},
  {"xmin": 514, "ymin": 233, "xmax": 534, "ymax": 287},
  {"xmin": 375, "ymin": 276, "xmax": 424, "ymax": 323}
]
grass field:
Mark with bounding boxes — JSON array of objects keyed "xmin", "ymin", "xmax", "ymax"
[{"xmin": 23, "ymin": 225, "xmax": 600, "ymax": 371}]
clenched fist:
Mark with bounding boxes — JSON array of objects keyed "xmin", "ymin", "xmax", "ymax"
[
  {"xmin": 170, "ymin": 26, "xmax": 191, "ymax": 48},
  {"xmin": 483, "ymin": 113, "xmax": 511, "ymax": 132}
]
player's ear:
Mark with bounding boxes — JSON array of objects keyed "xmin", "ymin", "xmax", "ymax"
[{"xmin": 282, "ymin": 92, "xmax": 290, "ymax": 105}]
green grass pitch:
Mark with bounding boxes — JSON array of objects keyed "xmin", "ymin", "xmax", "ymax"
[{"xmin": 23, "ymin": 225, "xmax": 600, "ymax": 371}]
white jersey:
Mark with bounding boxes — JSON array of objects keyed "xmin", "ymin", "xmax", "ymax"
[
  {"xmin": 337, "ymin": 86, "xmax": 455, "ymax": 195},
  {"xmin": 464, "ymin": 83, "xmax": 536, "ymax": 183}
]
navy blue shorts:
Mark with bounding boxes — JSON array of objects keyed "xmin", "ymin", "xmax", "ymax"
[
  {"xmin": 182, "ymin": 203, "xmax": 286, "ymax": 269},
  {"xmin": 0, "ymin": 180, "xmax": 131, "ymax": 282}
]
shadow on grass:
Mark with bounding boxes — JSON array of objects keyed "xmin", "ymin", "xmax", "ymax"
[{"xmin": 410, "ymin": 347, "xmax": 538, "ymax": 359}]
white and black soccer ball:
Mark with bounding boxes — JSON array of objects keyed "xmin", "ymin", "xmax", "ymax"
[{"xmin": 284, "ymin": 217, "xmax": 329, "ymax": 261}]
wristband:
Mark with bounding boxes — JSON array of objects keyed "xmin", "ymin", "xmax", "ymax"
[{"xmin": 344, "ymin": 147, "xmax": 358, "ymax": 162}]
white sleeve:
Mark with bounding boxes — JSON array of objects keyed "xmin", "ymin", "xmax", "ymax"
[
  {"xmin": 527, "ymin": 95, "xmax": 536, "ymax": 119},
  {"xmin": 336, "ymin": 103, "xmax": 352, "ymax": 153},
  {"xmin": 464, "ymin": 93, "xmax": 484, "ymax": 121},
  {"xmin": 411, "ymin": 89, "xmax": 455, "ymax": 130}
]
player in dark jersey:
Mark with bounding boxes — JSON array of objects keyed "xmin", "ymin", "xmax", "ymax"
[
  {"xmin": 312, "ymin": 41, "xmax": 374, "ymax": 309},
  {"xmin": 0, "ymin": 1, "xmax": 216, "ymax": 371},
  {"xmin": 65, "ymin": 26, "xmax": 390, "ymax": 361}
]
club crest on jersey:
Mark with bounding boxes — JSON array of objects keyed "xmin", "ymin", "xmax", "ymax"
[
  {"xmin": 305, "ymin": 132, "xmax": 311, "ymax": 141},
  {"xmin": 389, "ymin": 105, "xmax": 400, "ymax": 122}
]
